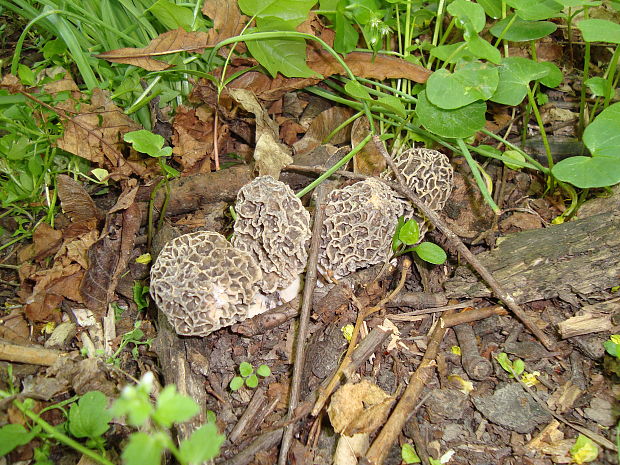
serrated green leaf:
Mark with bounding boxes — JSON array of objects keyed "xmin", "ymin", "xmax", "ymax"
[
  {"xmin": 426, "ymin": 61, "xmax": 499, "ymax": 109},
  {"xmin": 245, "ymin": 374, "xmax": 259, "ymax": 388},
  {"xmin": 398, "ymin": 219, "xmax": 420, "ymax": 245},
  {"xmin": 153, "ymin": 385, "xmax": 200, "ymax": 428},
  {"xmin": 401, "ymin": 443, "xmax": 421, "ymax": 463},
  {"xmin": 256, "ymin": 364, "xmax": 271, "ymax": 377},
  {"xmin": 122, "ymin": 432, "xmax": 166, "ymax": 465},
  {"xmin": 413, "ymin": 242, "xmax": 447, "ymax": 264},
  {"xmin": 416, "ymin": 90, "xmax": 487, "ymax": 139},
  {"xmin": 0, "ymin": 424, "xmax": 37, "ymax": 456},
  {"xmin": 229, "ymin": 377, "xmax": 244, "ymax": 391},
  {"xmin": 490, "ymin": 15, "xmax": 557, "ymax": 42},
  {"xmin": 491, "ymin": 57, "xmax": 550, "ymax": 105},
  {"xmin": 578, "ymin": 18, "xmax": 620, "ymax": 43},
  {"xmin": 179, "ymin": 422, "xmax": 225, "ymax": 464},
  {"xmin": 447, "ymin": 0, "xmax": 486, "ymax": 33},
  {"xmin": 239, "ymin": 362, "xmax": 254, "ymax": 377},
  {"xmin": 68, "ymin": 391, "xmax": 112, "ymax": 439}
]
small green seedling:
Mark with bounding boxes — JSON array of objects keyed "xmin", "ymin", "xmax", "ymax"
[
  {"xmin": 229, "ymin": 362, "xmax": 271, "ymax": 391},
  {"xmin": 392, "ymin": 217, "xmax": 447, "ymax": 265},
  {"xmin": 106, "ymin": 321, "xmax": 152, "ymax": 366},
  {"xmin": 123, "ymin": 130, "xmax": 178, "ymax": 179},
  {"xmin": 132, "ymin": 281, "xmax": 149, "ymax": 312},
  {"xmin": 401, "ymin": 443, "xmax": 421, "ymax": 464},
  {"xmin": 569, "ymin": 434, "xmax": 599, "ymax": 464},
  {"xmin": 604, "ymin": 334, "xmax": 620, "ymax": 359},
  {"xmin": 496, "ymin": 352, "xmax": 525, "ymax": 378}
]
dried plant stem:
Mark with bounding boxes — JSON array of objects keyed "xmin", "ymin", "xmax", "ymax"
[
  {"xmin": 311, "ymin": 258, "xmax": 411, "ymax": 416},
  {"xmin": 372, "ymin": 136, "xmax": 555, "ymax": 351},
  {"xmin": 278, "ymin": 186, "xmax": 327, "ymax": 465},
  {"xmin": 362, "ymin": 310, "xmax": 454, "ymax": 465}
]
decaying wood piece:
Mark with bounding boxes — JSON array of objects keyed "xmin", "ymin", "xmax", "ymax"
[
  {"xmin": 138, "ymin": 164, "xmax": 253, "ymax": 220},
  {"xmin": 444, "ymin": 212, "xmax": 620, "ymax": 304},
  {"xmin": 0, "ymin": 340, "xmax": 66, "ymax": 366},
  {"xmin": 152, "ymin": 314, "xmax": 209, "ymax": 440},
  {"xmin": 557, "ymin": 312, "xmax": 614, "ymax": 339}
]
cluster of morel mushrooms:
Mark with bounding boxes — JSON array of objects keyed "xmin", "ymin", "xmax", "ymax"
[{"xmin": 150, "ymin": 148, "xmax": 454, "ymax": 337}]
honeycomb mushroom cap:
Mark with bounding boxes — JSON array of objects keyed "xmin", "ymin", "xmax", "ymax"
[
  {"xmin": 233, "ymin": 176, "xmax": 311, "ymax": 295},
  {"xmin": 150, "ymin": 231, "xmax": 263, "ymax": 337},
  {"xmin": 381, "ymin": 147, "xmax": 454, "ymax": 239},
  {"xmin": 319, "ymin": 178, "xmax": 406, "ymax": 279}
]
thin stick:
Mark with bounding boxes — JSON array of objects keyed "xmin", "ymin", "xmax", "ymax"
[
  {"xmin": 371, "ymin": 136, "xmax": 555, "ymax": 351},
  {"xmin": 277, "ymin": 186, "xmax": 328, "ymax": 465},
  {"xmin": 362, "ymin": 310, "xmax": 454, "ymax": 465}
]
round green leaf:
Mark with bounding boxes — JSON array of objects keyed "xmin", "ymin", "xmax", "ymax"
[
  {"xmin": 256, "ymin": 364, "xmax": 271, "ymax": 377},
  {"xmin": 491, "ymin": 57, "xmax": 550, "ymax": 106},
  {"xmin": 239, "ymin": 361, "xmax": 254, "ymax": 377},
  {"xmin": 124, "ymin": 130, "xmax": 167, "ymax": 157},
  {"xmin": 154, "ymin": 385, "xmax": 200, "ymax": 428},
  {"xmin": 585, "ymin": 77, "xmax": 613, "ymax": 98},
  {"xmin": 467, "ymin": 35, "xmax": 502, "ymax": 64},
  {"xmin": 502, "ymin": 150, "xmax": 526, "ymax": 170},
  {"xmin": 179, "ymin": 423, "xmax": 225, "ymax": 464},
  {"xmin": 413, "ymin": 242, "xmax": 447, "ymax": 264},
  {"xmin": 506, "ymin": 0, "xmax": 563, "ymax": 20},
  {"xmin": 578, "ymin": 18, "xmax": 620, "ymax": 43},
  {"xmin": 447, "ymin": 0, "xmax": 486, "ymax": 33},
  {"xmin": 512, "ymin": 359, "xmax": 525, "ymax": 376},
  {"xmin": 538, "ymin": 62, "xmax": 563, "ymax": 88},
  {"xmin": 490, "ymin": 15, "xmax": 557, "ymax": 42},
  {"xmin": 245, "ymin": 374, "xmax": 259, "ymax": 388},
  {"xmin": 398, "ymin": 218, "xmax": 420, "ymax": 245},
  {"xmin": 229, "ymin": 376, "xmax": 244, "ymax": 391},
  {"xmin": 552, "ymin": 156, "xmax": 620, "ymax": 188},
  {"xmin": 583, "ymin": 103, "xmax": 620, "ymax": 157},
  {"xmin": 477, "ymin": 0, "xmax": 503, "ymax": 18},
  {"xmin": 426, "ymin": 61, "xmax": 499, "ymax": 109},
  {"xmin": 416, "ymin": 90, "xmax": 487, "ymax": 138}
]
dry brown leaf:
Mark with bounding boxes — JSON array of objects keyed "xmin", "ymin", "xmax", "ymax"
[
  {"xmin": 229, "ymin": 88, "xmax": 292, "ymax": 177},
  {"xmin": 327, "ymin": 380, "xmax": 394, "ymax": 436},
  {"xmin": 97, "ymin": 28, "xmax": 210, "ymax": 71},
  {"xmin": 56, "ymin": 89, "xmax": 143, "ymax": 177},
  {"xmin": 79, "ymin": 203, "xmax": 141, "ymax": 316},
  {"xmin": 172, "ymin": 106, "xmax": 215, "ymax": 172},
  {"xmin": 293, "ymin": 107, "xmax": 353, "ymax": 156},
  {"xmin": 17, "ymin": 223, "xmax": 63, "ymax": 264},
  {"xmin": 203, "ymin": 0, "xmax": 248, "ymax": 52},
  {"xmin": 24, "ymin": 293, "xmax": 63, "ymax": 323},
  {"xmin": 0, "ymin": 74, "xmax": 24, "ymax": 94},
  {"xmin": 56, "ymin": 174, "xmax": 104, "ymax": 224},
  {"xmin": 0, "ymin": 310, "xmax": 30, "ymax": 344},
  {"xmin": 351, "ymin": 116, "xmax": 386, "ymax": 176},
  {"xmin": 309, "ymin": 50, "xmax": 432, "ymax": 83}
]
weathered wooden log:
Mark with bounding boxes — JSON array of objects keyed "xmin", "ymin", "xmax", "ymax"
[{"xmin": 444, "ymin": 212, "xmax": 620, "ymax": 304}]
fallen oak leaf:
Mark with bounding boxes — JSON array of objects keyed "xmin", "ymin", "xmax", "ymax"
[{"xmin": 97, "ymin": 28, "xmax": 211, "ymax": 71}]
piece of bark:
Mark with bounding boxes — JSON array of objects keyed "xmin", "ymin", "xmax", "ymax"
[
  {"xmin": 557, "ymin": 312, "xmax": 614, "ymax": 339},
  {"xmin": 137, "ymin": 164, "xmax": 253, "ymax": 221},
  {"xmin": 0, "ymin": 340, "xmax": 65, "ymax": 366},
  {"xmin": 445, "ymin": 212, "xmax": 620, "ymax": 304}
]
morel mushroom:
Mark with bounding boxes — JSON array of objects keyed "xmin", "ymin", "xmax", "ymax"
[
  {"xmin": 319, "ymin": 178, "xmax": 407, "ymax": 279},
  {"xmin": 233, "ymin": 176, "xmax": 311, "ymax": 298},
  {"xmin": 382, "ymin": 147, "xmax": 454, "ymax": 239},
  {"xmin": 150, "ymin": 231, "xmax": 264, "ymax": 337}
]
